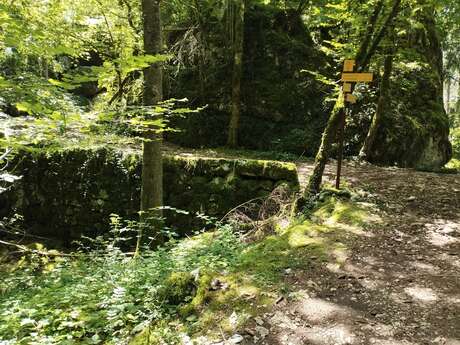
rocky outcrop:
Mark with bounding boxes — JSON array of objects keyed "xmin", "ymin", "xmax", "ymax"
[{"xmin": 366, "ymin": 66, "xmax": 452, "ymax": 170}]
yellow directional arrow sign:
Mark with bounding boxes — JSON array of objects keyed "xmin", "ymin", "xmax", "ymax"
[
  {"xmin": 343, "ymin": 60, "xmax": 355, "ymax": 72},
  {"xmin": 341, "ymin": 72, "xmax": 374, "ymax": 83}
]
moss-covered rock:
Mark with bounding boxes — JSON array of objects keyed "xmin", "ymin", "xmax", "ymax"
[
  {"xmin": 179, "ymin": 273, "xmax": 214, "ymax": 317},
  {"xmin": 161, "ymin": 272, "xmax": 196, "ymax": 305},
  {"xmin": 350, "ymin": 61, "xmax": 452, "ymax": 170}
]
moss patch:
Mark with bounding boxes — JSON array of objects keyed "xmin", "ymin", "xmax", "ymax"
[
  {"xmin": 313, "ymin": 196, "xmax": 380, "ymax": 227},
  {"xmin": 443, "ymin": 158, "xmax": 460, "ymax": 173},
  {"xmin": 160, "ymin": 272, "xmax": 196, "ymax": 305}
]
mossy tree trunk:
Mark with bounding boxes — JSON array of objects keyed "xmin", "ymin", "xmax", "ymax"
[
  {"xmin": 305, "ymin": 0, "xmax": 401, "ymax": 195},
  {"xmin": 307, "ymin": 94, "xmax": 345, "ymax": 194},
  {"xmin": 359, "ymin": 52, "xmax": 394, "ymax": 161},
  {"xmin": 138, "ymin": 0, "xmax": 163, "ymax": 253},
  {"xmin": 416, "ymin": 1, "xmax": 451, "ymax": 165},
  {"xmin": 192, "ymin": 0, "xmax": 208, "ymax": 103},
  {"xmin": 418, "ymin": 2, "xmax": 444, "ymax": 104},
  {"xmin": 227, "ymin": 0, "xmax": 245, "ymax": 148}
]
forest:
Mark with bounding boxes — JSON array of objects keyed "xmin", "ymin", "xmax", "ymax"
[{"xmin": 0, "ymin": 0, "xmax": 459, "ymax": 344}]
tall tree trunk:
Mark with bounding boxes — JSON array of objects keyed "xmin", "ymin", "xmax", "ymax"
[
  {"xmin": 446, "ymin": 78, "xmax": 451, "ymax": 114},
  {"xmin": 305, "ymin": 0, "xmax": 401, "ymax": 195},
  {"xmin": 227, "ymin": 0, "xmax": 245, "ymax": 148},
  {"xmin": 359, "ymin": 53, "xmax": 394, "ymax": 160},
  {"xmin": 307, "ymin": 94, "xmax": 345, "ymax": 194},
  {"xmin": 137, "ymin": 0, "xmax": 163, "ymax": 253},
  {"xmin": 193, "ymin": 0, "xmax": 207, "ymax": 103}
]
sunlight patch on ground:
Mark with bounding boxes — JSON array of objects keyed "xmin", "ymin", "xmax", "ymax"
[
  {"xmin": 409, "ymin": 261, "xmax": 441, "ymax": 275},
  {"xmin": 369, "ymin": 339, "xmax": 420, "ymax": 345},
  {"xmin": 445, "ymin": 294, "xmax": 460, "ymax": 306},
  {"xmin": 332, "ymin": 246, "xmax": 349, "ymax": 264},
  {"xmin": 313, "ymin": 197, "xmax": 382, "ymax": 231},
  {"xmin": 427, "ymin": 231, "xmax": 458, "ymax": 247},
  {"xmin": 361, "ymin": 322, "xmax": 394, "ymax": 338},
  {"xmin": 269, "ymin": 311, "xmax": 300, "ymax": 331},
  {"xmin": 287, "ymin": 231, "xmax": 326, "ymax": 248},
  {"xmin": 295, "ymin": 298, "xmax": 355, "ymax": 323},
  {"xmin": 340, "ymin": 262, "xmax": 368, "ymax": 278},
  {"xmin": 404, "ymin": 286, "xmax": 438, "ymax": 303},
  {"xmin": 302, "ymin": 324, "xmax": 356, "ymax": 345},
  {"xmin": 425, "ymin": 220, "xmax": 460, "ymax": 247},
  {"xmin": 437, "ymin": 253, "xmax": 460, "ymax": 269},
  {"xmin": 326, "ymin": 262, "xmax": 343, "ymax": 273}
]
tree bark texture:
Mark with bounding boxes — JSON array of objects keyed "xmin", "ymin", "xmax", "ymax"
[
  {"xmin": 359, "ymin": 53, "xmax": 394, "ymax": 160},
  {"xmin": 139, "ymin": 0, "xmax": 163, "ymax": 250},
  {"xmin": 227, "ymin": 0, "xmax": 245, "ymax": 148},
  {"xmin": 418, "ymin": 2, "xmax": 444, "ymax": 101},
  {"xmin": 307, "ymin": 94, "xmax": 345, "ymax": 194}
]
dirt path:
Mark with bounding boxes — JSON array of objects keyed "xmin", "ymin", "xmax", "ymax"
[{"xmin": 258, "ymin": 161, "xmax": 460, "ymax": 345}]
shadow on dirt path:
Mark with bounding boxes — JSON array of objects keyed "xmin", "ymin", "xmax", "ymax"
[{"xmin": 254, "ymin": 161, "xmax": 460, "ymax": 345}]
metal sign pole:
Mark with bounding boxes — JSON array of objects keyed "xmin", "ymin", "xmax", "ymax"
[
  {"xmin": 337, "ymin": 59, "xmax": 373, "ymax": 189},
  {"xmin": 336, "ymin": 105, "xmax": 347, "ymax": 189}
]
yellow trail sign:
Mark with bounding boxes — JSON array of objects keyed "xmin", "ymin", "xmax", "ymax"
[
  {"xmin": 345, "ymin": 94, "xmax": 357, "ymax": 104},
  {"xmin": 343, "ymin": 82, "xmax": 352, "ymax": 93},
  {"xmin": 341, "ymin": 72, "xmax": 374, "ymax": 83},
  {"xmin": 343, "ymin": 60, "xmax": 355, "ymax": 72}
]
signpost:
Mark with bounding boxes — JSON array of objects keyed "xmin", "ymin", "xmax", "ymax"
[
  {"xmin": 345, "ymin": 93, "xmax": 357, "ymax": 104},
  {"xmin": 341, "ymin": 73, "xmax": 374, "ymax": 83},
  {"xmin": 335, "ymin": 60, "xmax": 373, "ymax": 189}
]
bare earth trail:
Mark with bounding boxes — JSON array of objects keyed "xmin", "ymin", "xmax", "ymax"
[{"xmin": 253, "ymin": 161, "xmax": 460, "ymax": 345}]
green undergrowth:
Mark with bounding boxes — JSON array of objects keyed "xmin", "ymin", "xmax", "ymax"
[
  {"xmin": 443, "ymin": 158, "xmax": 460, "ymax": 173},
  {"xmin": 0, "ymin": 195, "xmax": 380, "ymax": 345}
]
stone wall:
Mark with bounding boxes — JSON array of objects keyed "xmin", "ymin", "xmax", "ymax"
[{"xmin": 0, "ymin": 147, "xmax": 299, "ymax": 243}]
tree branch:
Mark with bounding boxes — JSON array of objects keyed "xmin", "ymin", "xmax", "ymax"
[
  {"xmin": 360, "ymin": 0, "xmax": 402, "ymax": 69},
  {"xmin": 356, "ymin": 0, "xmax": 385, "ymax": 66},
  {"xmin": 119, "ymin": 0, "xmax": 140, "ymax": 35},
  {"xmin": 296, "ymin": 0, "xmax": 308, "ymax": 14}
]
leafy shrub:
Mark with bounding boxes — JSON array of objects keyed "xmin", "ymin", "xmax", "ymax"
[{"xmin": 0, "ymin": 223, "xmax": 243, "ymax": 344}]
